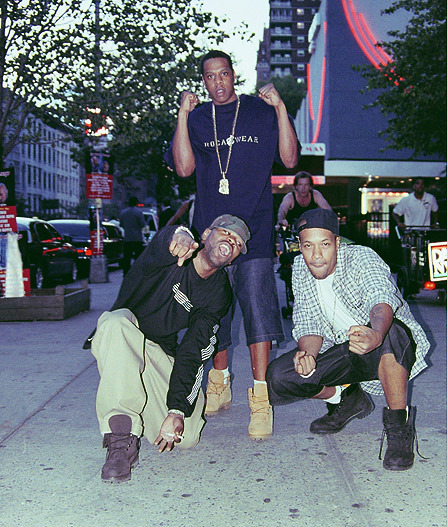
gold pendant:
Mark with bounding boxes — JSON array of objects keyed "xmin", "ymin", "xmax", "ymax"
[{"xmin": 219, "ymin": 178, "xmax": 229, "ymax": 195}]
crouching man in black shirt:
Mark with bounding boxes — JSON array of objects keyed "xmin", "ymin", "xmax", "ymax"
[{"xmin": 86, "ymin": 214, "xmax": 250, "ymax": 482}]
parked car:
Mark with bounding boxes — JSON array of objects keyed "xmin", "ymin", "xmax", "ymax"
[
  {"xmin": 16, "ymin": 217, "xmax": 79, "ymax": 288},
  {"xmin": 141, "ymin": 208, "xmax": 158, "ymax": 245},
  {"xmin": 49, "ymin": 219, "xmax": 124, "ymax": 276}
]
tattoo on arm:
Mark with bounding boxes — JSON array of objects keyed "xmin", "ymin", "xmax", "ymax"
[{"xmin": 370, "ymin": 303, "xmax": 393, "ymax": 337}]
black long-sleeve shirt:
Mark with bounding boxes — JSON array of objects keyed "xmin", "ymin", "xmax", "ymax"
[{"xmin": 111, "ymin": 226, "xmax": 232, "ymax": 416}]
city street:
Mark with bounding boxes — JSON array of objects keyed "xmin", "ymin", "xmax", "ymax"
[{"xmin": 0, "ymin": 267, "xmax": 445, "ymax": 527}]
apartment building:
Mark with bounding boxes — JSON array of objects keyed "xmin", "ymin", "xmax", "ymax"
[
  {"xmin": 5, "ymin": 114, "xmax": 82, "ymax": 217},
  {"xmin": 256, "ymin": 0, "xmax": 321, "ymax": 84}
]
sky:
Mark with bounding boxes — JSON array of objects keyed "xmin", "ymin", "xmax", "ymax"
[{"xmin": 196, "ymin": 0, "xmax": 270, "ymax": 92}]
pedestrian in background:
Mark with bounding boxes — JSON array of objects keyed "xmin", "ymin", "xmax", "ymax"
[
  {"xmin": 119, "ymin": 196, "xmax": 145, "ymax": 275},
  {"xmin": 392, "ymin": 178, "xmax": 439, "ymax": 229},
  {"xmin": 165, "ymin": 49, "xmax": 299, "ymax": 440},
  {"xmin": 277, "ymin": 171, "xmax": 331, "ymax": 229}
]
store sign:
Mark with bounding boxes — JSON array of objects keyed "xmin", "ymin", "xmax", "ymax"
[
  {"xmin": 428, "ymin": 241, "xmax": 447, "ymax": 281},
  {"xmin": 300, "ymin": 143, "xmax": 326, "ymax": 155}
]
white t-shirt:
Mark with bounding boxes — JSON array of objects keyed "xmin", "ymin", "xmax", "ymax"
[
  {"xmin": 393, "ymin": 192, "xmax": 438, "ymax": 227},
  {"xmin": 316, "ymin": 273, "xmax": 358, "ymax": 336}
]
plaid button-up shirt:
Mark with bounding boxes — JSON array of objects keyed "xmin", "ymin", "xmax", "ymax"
[{"xmin": 292, "ymin": 244, "xmax": 430, "ymax": 395}]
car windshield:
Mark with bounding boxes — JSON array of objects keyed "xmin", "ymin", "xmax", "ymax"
[
  {"xmin": 34, "ymin": 222, "xmax": 61, "ymax": 242},
  {"xmin": 53, "ymin": 222, "xmax": 90, "ymax": 237}
]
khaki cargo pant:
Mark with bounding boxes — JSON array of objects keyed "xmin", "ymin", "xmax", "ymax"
[{"xmin": 91, "ymin": 309, "xmax": 205, "ymax": 449}]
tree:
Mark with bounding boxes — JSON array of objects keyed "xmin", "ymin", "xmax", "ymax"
[
  {"xmin": 61, "ymin": 0, "xmax": 251, "ymax": 201},
  {"xmin": 360, "ymin": 0, "xmax": 446, "ymax": 159},
  {"xmin": 0, "ymin": 0, "xmax": 87, "ymax": 165},
  {"xmin": 1, "ymin": 0, "xmax": 252, "ymax": 200},
  {"xmin": 255, "ymin": 75, "xmax": 306, "ymax": 119}
]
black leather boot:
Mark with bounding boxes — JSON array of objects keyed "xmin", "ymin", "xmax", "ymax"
[
  {"xmin": 310, "ymin": 384, "xmax": 374, "ymax": 434},
  {"xmin": 380, "ymin": 407, "xmax": 415, "ymax": 471},
  {"xmin": 101, "ymin": 415, "xmax": 140, "ymax": 482}
]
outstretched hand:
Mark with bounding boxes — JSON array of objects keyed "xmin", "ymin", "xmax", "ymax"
[
  {"xmin": 154, "ymin": 414, "xmax": 184, "ymax": 453},
  {"xmin": 258, "ymin": 83, "xmax": 283, "ymax": 108},
  {"xmin": 347, "ymin": 325, "xmax": 384, "ymax": 355},
  {"xmin": 169, "ymin": 231, "xmax": 199, "ymax": 266}
]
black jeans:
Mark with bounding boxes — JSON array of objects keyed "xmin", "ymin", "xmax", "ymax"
[
  {"xmin": 122, "ymin": 241, "xmax": 144, "ymax": 275},
  {"xmin": 266, "ymin": 320, "xmax": 416, "ymax": 406}
]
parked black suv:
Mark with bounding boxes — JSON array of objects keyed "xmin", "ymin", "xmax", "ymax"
[
  {"xmin": 49, "ymin": 219, "xmax": 124, "ymax": 276},
  {"xmin": 16, "ymin": 217, "xmax": 79, "ymax": 288}
]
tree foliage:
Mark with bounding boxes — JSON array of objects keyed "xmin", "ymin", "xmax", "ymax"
[
  {"xmin": 255, "ymin": 75, "xmax": 306, "ymax": 119},
  {"xmin": 0, "ymin": 0, "xmax": 87, "ymax": 163},
  {"xmin": 0, "ymin": 0, "xmax": 252, "ymax": 200},
  {"xmin": 360, "ymin": 0, "xmax": 446, "ymax": 159}
]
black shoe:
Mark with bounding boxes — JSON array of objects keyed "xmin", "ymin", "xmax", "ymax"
[
  {"xmin": 380, "ymin": 407, "xmax": 416, "ymax": 471},
  {"xmin": 101, "ymin": 415, "xmax": 140, "ymax": 483},
  {"xmin": 310, "ymin": 384, "xmax": 374, "ymax": 434}
]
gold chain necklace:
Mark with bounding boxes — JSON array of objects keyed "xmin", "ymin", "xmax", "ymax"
[
  {"xmin": 316, "ymin": 280, "xmax": 337, "ymax": 338},
  {"xmin": 212, "ymin": 96, "xmax": 240, "ymax": 195}
]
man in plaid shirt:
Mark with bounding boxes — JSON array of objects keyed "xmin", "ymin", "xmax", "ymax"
[{"xmin": 267, "ymin": 208, "xmax": 429, "ymax": 471}]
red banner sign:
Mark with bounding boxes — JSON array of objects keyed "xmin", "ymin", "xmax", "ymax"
[
  {"xmin": 90, "ymin": 229, "xmax": 104, "ymax": 255},
  {"xmin": 0, "ymin": 206, "xmax": 17, "ymax": 233}
]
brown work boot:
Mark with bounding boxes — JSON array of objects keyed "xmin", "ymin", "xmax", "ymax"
[
  {"xmin": 248, "ymin": 383, "xmax": 273, "ymax": 440},
  {"xmin": 204, "ymin": 369, "xmax": 232, "ymax": 416},
  {"xmin": 101, "ymin": 415, "xmax": 140, "ymax": 483}
]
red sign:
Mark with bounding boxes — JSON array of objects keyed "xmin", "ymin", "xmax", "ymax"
[
  {"xmin": 0, "ymin": 268, "xmax": 30, "ymax": 296},
  {"xmin": 86, "ymin": 173, "xmax": 113, "ymax": 199},
  {"xmin": 0, "ymin": 206, "xmax": 17, "ymax": 233},
  {"xmin": 90, "ymin": 229, "xmax": 104, "ymax": 255}
]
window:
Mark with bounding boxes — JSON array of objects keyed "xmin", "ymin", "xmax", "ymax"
[
  {"xmin": 298, "ymin": 64, "xmax": 305, "ymax": 71},
  {"xmin": 297, "ymin": 9, "xmax": 304, "ymax": 15},
  {"xmin": 298, "ymin": 49, "xmax": 305, "ymax": 56},
  {"xmin": 298, "ymin": 35, "xmax": 305, "ymax": 42},
  {"xmin": 297, "ymin": 22, "xmax": 305, "ymax": 29}
]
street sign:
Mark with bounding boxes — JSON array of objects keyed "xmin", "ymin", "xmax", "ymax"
[{"xmin": 86, "ymin": 173, "xmax": 113, "ymax": 199}]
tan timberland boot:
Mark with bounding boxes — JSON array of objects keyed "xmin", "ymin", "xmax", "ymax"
[
  {"xmin": 248, "ymin": 383, "xmax": 273, "ymax": 439},
  {"xmin": 204, "ymin": 369, "xmax": 232, "ymax": 416}
]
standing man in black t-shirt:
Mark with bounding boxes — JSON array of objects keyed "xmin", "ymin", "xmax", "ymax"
[
  {"xmin": 164, "ymin": 50, "xmax": 300, "ymax": 440},
  {"xmin": 88, "ymin": 214, "xmax": 249, "ymax": 482}
]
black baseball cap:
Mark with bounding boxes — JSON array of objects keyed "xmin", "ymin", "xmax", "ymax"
[
  {"xmin": 297, "ymin": 208, "xmax": 339, "ymax": 236},
  {"xmin": 209, "ymin": 214, "xmax": 251, "ymax": 254}
]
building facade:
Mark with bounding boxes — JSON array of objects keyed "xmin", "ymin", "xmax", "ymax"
[
  {"xmin": 291, "ymin": 0, "xmax": 445, "ymax": 217},
  {"xmin": 256, "ymin": 0, "xmax": 321, "ymax": 85},
  {"xmin": 5, "ymin": 114, "xmax": 82, "ymax": 218}
]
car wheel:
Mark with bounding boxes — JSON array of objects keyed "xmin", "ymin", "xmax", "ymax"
[{"xmin": 33, "ymin": 266, "xmax": 44, "ymax": 289}]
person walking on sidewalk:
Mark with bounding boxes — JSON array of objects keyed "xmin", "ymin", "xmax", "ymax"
[
  {"xmin": 87, "ymin": 214, "xmax": 250, "ymax": 482},
  {"xmin": 119, "ymin": 196, "xmax": 146, "ymax": 275},
  {"xmin": 266, "ymin": 208, "xmax": 430, "ymax": 471},
  {"xmin": 164, "ymin": 49, "xmax": 299, "ymax": 440}
]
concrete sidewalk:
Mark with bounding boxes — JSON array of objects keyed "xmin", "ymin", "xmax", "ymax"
[{"xmin": 0, "ymin": 269, "xmax": 445, "ymax": 527}]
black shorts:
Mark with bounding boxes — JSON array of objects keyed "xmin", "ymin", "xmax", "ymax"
[{"xmin": 267, "ymin": 319, "xmax": 416, "ymax": 405}]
